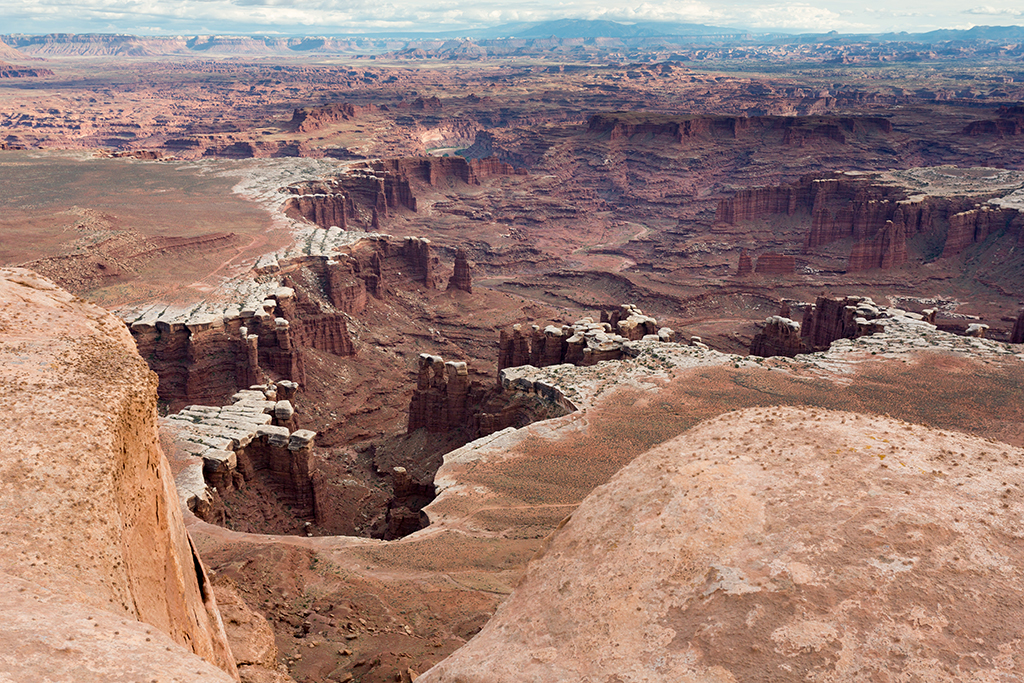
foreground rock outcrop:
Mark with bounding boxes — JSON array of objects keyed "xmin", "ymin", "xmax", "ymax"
[
  {"xmin": 0, "ymin": 268, "xmax": 237, "ymax": 681},
  {"xmin": 422, "ymin": 405, "xmax": 1024, "ymax": 682}
]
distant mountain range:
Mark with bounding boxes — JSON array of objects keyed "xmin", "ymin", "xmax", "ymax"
[
  {"xmin": 352, "ymin": 19, "xmax": 765, "ymax": 40},
  {"xmin": 3, "ymin": 20, "xmax": 1024, "ymax": 57},
  {"xmin": 327, "ymin": 19, "xmax": 1024, "ymax": 42}
]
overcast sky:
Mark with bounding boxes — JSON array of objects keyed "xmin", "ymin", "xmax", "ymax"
[{"xmin": 1, "ymin": 0, "xmax": 1022, "ymax": 36}]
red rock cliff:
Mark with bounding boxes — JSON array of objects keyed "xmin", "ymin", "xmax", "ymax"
[{"xmin": 0, "ymin": 268, "xmax": 237, "ymax": 681}]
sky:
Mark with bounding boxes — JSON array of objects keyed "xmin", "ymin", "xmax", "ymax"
[{"xmin": 1, "ymin": 0, "xmax": 1023, "ymax": 36}]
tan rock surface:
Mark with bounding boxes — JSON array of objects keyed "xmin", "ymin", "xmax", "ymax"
[
  {"xmin": 423, "ymin": 406, "xmax": 1024, "ymax": 682},
  {"xmin": 0, "ymin": 267, "xmax": 237, "ymax": 681}
]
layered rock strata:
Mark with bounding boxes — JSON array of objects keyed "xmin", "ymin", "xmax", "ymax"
[
  {"xmin": 447, "ymin": 248, "xmax": 472, "ymax": 293},
  {"xmin": 588, "ymin": 112, "xmax": 892, "ymax": 145},
  {"xmin": 498, "ymin": 304, "xmax": 674, "ymax": 371},
  {"xmin": 749, "ymin": 315, "xmax": 804, "ymax": 357},
  {"xmin": 716, "ymin": 170, "xmax": 1024, "ymax": 272},
  {"xmin": 754, "ymin": 252, "xmax": 796, "ymax": 275},
  {"xmin": 751, "ymin": 295, "xmax": 937, "ymax": 357},
  {"xmin": 121, "ymin": 232, "xmax": 435, "ymax": 408},
  {"xmin": 0, "ymin": 268, "xmax": 237, "ymax": 681},
  {"xmin": 282, "ymin": 156, "xmax": 521, "ymax": 230},
  {"xmin": 1013, "ymin": 308, "xmax": 1024, "ymax": 344},
  {"xmin": 162, "ymin": 383, "xmax": 318, "ymax": 523},
  {"xmin": 407, "ymin": 354, "xmax": 482, "ymax": 434},
  {"xmin": 736, "ymin": 248, "xmax": 753, "ymax": 276}
]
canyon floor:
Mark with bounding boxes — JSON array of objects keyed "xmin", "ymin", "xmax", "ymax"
[{"xmin": 2, "ymin": 35, "xmax": 1024, "ymax": 682}]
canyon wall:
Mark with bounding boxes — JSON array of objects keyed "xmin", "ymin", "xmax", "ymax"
[
  {"xmin": 126, "ymin": 234, "xmax": 442, "ymax": 409},
  {"xmin": 716, "ymin": 173, "xmax": 1022, "ymax": 272},
  {"xmin": 498, "ymin": 305, "xmax": 673, "ymax": 371},
  {"xmin": 1012, "ymin": 308, "xmax": 1024, "ymax": 344},
  {"xmin": 588, "ymin": 112, "xmax": 892, "ymax": 146},
  {"xmin": 0, "ymin": 268, "xmax": 237, "ymax": 681},
  {"xmin": 282, "ymin": 156, "xmax": 522, "ymax": 230},
  {"xmin": 162, "ymin": 385, "xmax": 317, "ymax": 525},
  {"xmin": 750, "ymin": 295, "xmax": 937, "ymax": 357},
  {"xmin": 407, "ymin": 303, "xmax": 669, "ymax": 437}
]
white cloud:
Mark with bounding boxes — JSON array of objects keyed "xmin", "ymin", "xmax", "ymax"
[
  {"xmin": 965, "ymin": 5, "xmax": 1024, "ymax": 15},
  {"xmin": 0, "ymin": 0, "xmax": 1020, "ymax": 35}
]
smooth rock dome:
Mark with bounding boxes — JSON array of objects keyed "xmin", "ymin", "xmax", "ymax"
[{"xmin": 422, "ymin": 406, "xmax": 1024, "ymax": 682}]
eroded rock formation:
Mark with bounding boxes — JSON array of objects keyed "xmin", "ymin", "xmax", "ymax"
[
  {"xmin": 1012, "ymin": 308, "xmax": 1024, "ymax": 344},
  {"xmin": 0, "ymin": 268, "xmax": 237, "ymax": 681},
  {"xmin": 736, "ymin": 248, "xmax": 753, "ymax": 276},
  {"xmin": 282, "ymin": 156, "xmax": 521, "ymax": 230},
  {"xmin": 587, "ymin": 112, "xmax": 891, "ymax": 146},
  {"xmin": 498, "ymin": 305, "xmax": 674, "ymax": 371},
  {"xmin": 124, "ymin": 233, "xmax": 442, "ymax": 408},
  {"xmin": 162, "ymin": 384, "xmax": 318, "ymax": 524},
  {"xmin": 751, "ymin": 295, "xmax": 938, "ymax": 357},
  {"xmin": 289, "ymin": 101, "xmax": 376, "ymax": 133},
  {"xmin": 447, "ymin": 248, "xmax": 472, "ymax": 293},
  {"xmin": 401, "ymin": 236, "xmax": 439, "ymax": 288},
  {"xmin": 750, "ymin": 315, "xmax": 806, "ymax": 357},
  {"xmin": 716, "ymin": 172, "xmax": 1022, "ymax": 272},
  {"xmin": 754, "ymin": 252, "xmax": 795, "ymax": 275},
  {"xmin": 407, "ymin": 354, "xmax": 481, "ymax": 434}
]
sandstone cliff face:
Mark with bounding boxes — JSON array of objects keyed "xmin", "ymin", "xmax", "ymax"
[
  {"xmin": 942, "ymin": 206, "xmax": 1013, "ymax": 257},
  {"xmin": 422, "ymin": 406, "xmax": 1024, "ymax": 683},
  {"xmin": 847, "ymin": 218, "xmax": 908, "ymax": 271},
  {"xmin": 716, "ymin": 172, "xmax": 1021, "ymax": 272},
  {"xmin": 736, "ymin": 248, "xmax": 753, "ymax": 276},
  {"xmin": 754, "ymin": 252, "xmax": 795, "ymax": 275},
  {"xmin": 283, "ymin": 156, "xmax": 521, "ymax": 231},
  {"xmin": 447, "ymin": 248, "xmax": 472, "ymax": 293},
  {"xmin": 749, "ymin": 315, "xmax": 807, "ymax": 357},
  {"xmin": 1012, "ymin": 308, "xmax": 1024, "ymax": 344},
  {"xmin": 288, "ymin": 101, "xmax": 375, "ymax": 133},
  {"xmin": 400, "ymin": 236, "xmax": 439, "ymax": 288},
  {"xmin": 0, "ymin": 268, "xmax": 237, "ymax": 681},
  {"xmin": 498, "ymin": 305, "xmax": 672, "ymax": 371},
  {"xmin": 163, "ymin": 386, "xmax": 318, "ymax": 525},
  {"xmin": 750, "ymin": 295, "xmax": 937, "ymax": 357},
  {"xmin": 589, "ymin": 113, "xmax": 892, "ymax": 146},
  {"xmin": 407, "ymin": 354, "xmax": 481, "ymax": 434}
]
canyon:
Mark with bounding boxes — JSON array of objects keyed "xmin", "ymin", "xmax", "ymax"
[{"xmin": 2, "ymin": 27, "xmax": 1024, "ymax": 682}]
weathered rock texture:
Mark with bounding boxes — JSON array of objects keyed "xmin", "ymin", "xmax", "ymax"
[
  {"xmin": 1012, "ymin": 307, "xmax": 1024, "ymax": 344},
  {"xmin": 282, "ymin": 156, "xmax": 521, "ymax": 230},
  {"xmin": 288, "ymin": 101, "xmax": 375, "ymax": 133},
  {"xmin": 422, "ymin": 406, "xmax": 1024, "ymax": 683},
  {"xmin": 498, "ymin": 305, "xmax": 673, "ymax": 371},
  {"xmin": 736, "ymin": 248, "xmax": 753, "ymax": 276},
  {"xmin": 124, "ymin": 233, "xmax": 440, "ymax": 409},
  {"xmin": 447, "ymin": 248, "xmax": 472, "ymax": 293},
  {"xmin": 716, "ymin": 172, "xmax": 1022, "ymax": 272},
  {"xmin": 407, "ymin": 354, "xmax": 480, "ymax": 434},
  {"xmin": 754, "ymin": 252, "xmax": 796, "ymax": 275},
  {"xmin": 162, "ymin": 385, "xmax": 318, "ymax": 524},
  {"xmin": 749, "ymin": 315, "xmax": 804, "ymax": 357},
  {"xmin": 751, "ymin": 295, "xmax": 936, "ymax": 357},
  {"xmin": 406, "ymin": 353, "xmax": 576, "ymax": 439},
  {"xmin": 588, "ymin": 112, "xmax": 892, "ymax": 146},
  {"xmin": 0, "ymin": 267, "xmax": 237, "ymax": 681}
]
